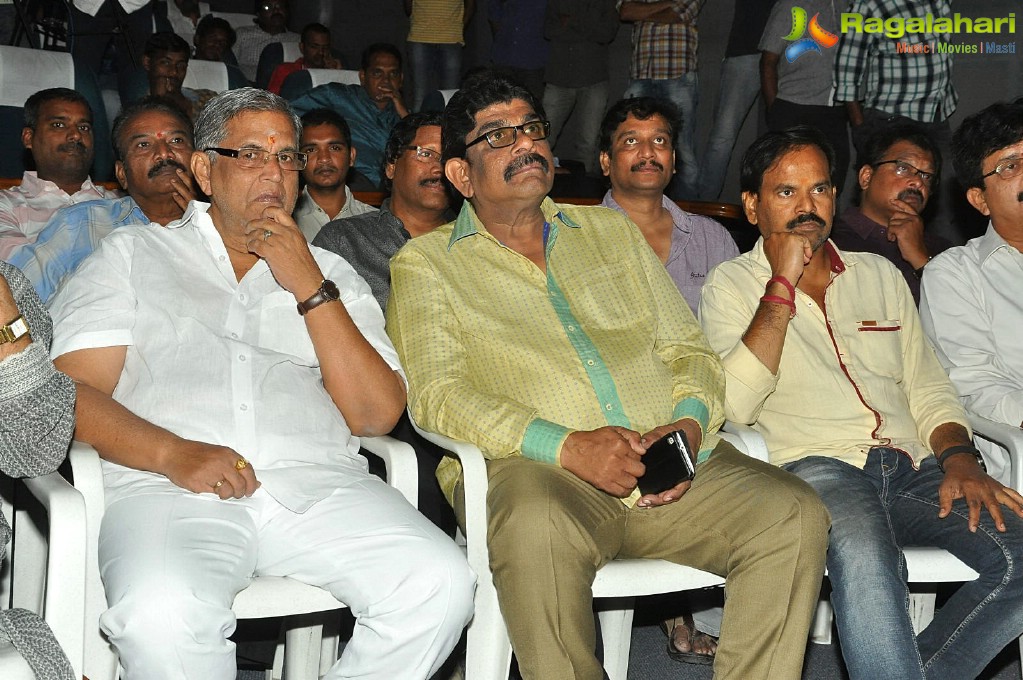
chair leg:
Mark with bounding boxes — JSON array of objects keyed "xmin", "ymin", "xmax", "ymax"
[
  {"xmin": 909, "ymin": 589, "xmax": 937, "ymax": 634},
  {"xmin": 465, "ymin": 581, "xmax": 514, "ymax": 680},
  {"xmin": 318, "ymin": 615, "xmax": 340, "ymax": 677},
  {"xmin": 282, "ymin": 616, "xmax": 324, "ymax": 680},
  {"xmin": 811, "ymin": 597, "xmax": 833, "ymax": 645},
  {"xmin": 597, "ymin": 597, "xmax": 636, "ymax": 680}
]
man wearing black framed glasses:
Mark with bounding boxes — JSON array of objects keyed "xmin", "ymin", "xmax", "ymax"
[
  {"xmin": 387, "ymin": 74, "xmax": 829, "ymax": 680},
  {"xmin": 830, "ymin": 121, "xmax": 951, "ymax": 303},
  {"xmin": 46, "ymin": 88, "xmax": 473, "ymax": 680}
]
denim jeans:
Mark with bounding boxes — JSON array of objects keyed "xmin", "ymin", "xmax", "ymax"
[
  {"xmin": 784, "ymin": 450, "xmax": 1023, "ymax": 680},
  {"xmin": 624, "ymin": 73, "xmax": 699, "ymax": 199},
  {"xmin": 542, "ymin": 81, "xmax": 609, "ymax": 175},
  {"xmin": 697, "ymin": 54, "xmax": 761, "ymax": 200},
  {"xmin": 407, "ymin": 42, "xmax": 462, "ymax": 112}
]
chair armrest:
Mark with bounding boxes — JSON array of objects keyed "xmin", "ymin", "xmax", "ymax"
[
  {"xmin": 360, "ymin": 435, "xmax": 419, "ymax": 507},
  {"xmin": 967, "ymin": 411, "xmax": 1023, "ymax": 492},
  {"xmin": 20, "ymin": 470, "xmax": 87, "ymax": 675},
  {"xmin": 721, "ymin": 421, "xmax": 770, "ymax": 462},
  {"xmin": 408, "ymin": 418, "xmax": 491, "ymax": 573}
]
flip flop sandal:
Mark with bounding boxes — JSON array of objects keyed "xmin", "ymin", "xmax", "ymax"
[{"xmin": 659, "ymin": 617, "xmax": 716, "ymax": 666}]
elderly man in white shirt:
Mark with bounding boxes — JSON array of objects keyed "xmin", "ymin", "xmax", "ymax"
[
  {"xmin": 921, "ymin": 99, "xmax": 1023, "ymax": 484},
  {"xmin": 47, "ymin": 88, "xmax": 474, "ymax": 680}
]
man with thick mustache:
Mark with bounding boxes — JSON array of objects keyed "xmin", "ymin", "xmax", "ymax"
[
  {"xmin": 293, "ymin": 108, "xmax": 376, "ymax": 242},
  {"xmin": 0, "ymin": 88, "xmax": 117, "ymax": 260},
  {"xmin": 46, "ymin": 88, "xmax": 473, "ymax": 680},
  {"xmin": 599, "ymin": 97, "xmax": 738, "ymax": 316},
  {"xmin": 830, "ymin": 123, "xmax": 949, "ymax": 304},
  {"xmin": 700, "ymin": 125, "xmax": 1023, "ymax": 680},
  {"xmin": 9, "ymin": 97, "xmax": 197, "ymax": 303},
  {"xmin": 387, "ymin": 76, "xmax": 830, "ymax": 680}
]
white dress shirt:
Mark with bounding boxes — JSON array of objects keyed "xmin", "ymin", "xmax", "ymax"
[
  {"xmin": 920, "ymin": 224, "xmax": 1023, "ymax": 481},
  {"xmin": 72, "ymin": 0, "xmax": 151, "ymax": 16},
  {"xmin": 293, "ymin": 185, "xmax": 377, "ymax": 242},
  {"xmin": 49, "ymin": 201, "xmax": 403, "ymax": 511}
]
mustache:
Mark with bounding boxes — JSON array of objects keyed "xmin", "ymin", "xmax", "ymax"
[
  {"xmin": 419, "ymin": 177, "xmax": 443, "ymax": 188},
  {"xmin": 57, "ymin": 141, "xmax": 87, "ymax": 154},
  {"xmin": 897, "ymin": 188, "xmax": 924, "ymax": 204},
  {"xmin": 630, "ymin": 160, "xmax": 664, "ymax": 172},
  {"xmin": 503, "ymin": 153, "xmax": 549, "ymax": 182},
  {"xmin": 148, "ymin": 158, "xmax": 187, "ymax": 179},
  {"xmin": 785, "ymin": 213, "xmax": 826, "ymax": 230}
]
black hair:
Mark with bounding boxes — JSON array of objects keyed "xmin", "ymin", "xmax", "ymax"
[
  {"xmin": 381, "ymin": 111, "xmax": 444, "ymax": 190},
  {"xmin": 300, "ymin": 22, "xmax": 330, "ymax": 44},
  {"xmin": 23, "ymin": 88, "xmax": 91, "ymax": 129},
  {"xmin": 300, "ymin": 108, "xmax": 352, "ymax": 147},
  {"xmin": 111, "ymin": 96, "xmax": 194, "ymax": 161},
  {"xmin": 598, "ymin": 97, "xmax": 680, "ymax": 155},
  {"xmin": 194, "ymin": 15, "xmax": 236, "ymax": 48},
  {"xmin": 360, "ymin": 43, "xmax": 403, "ymax": 72},
  {"xmin": 144, "ymin": 31, "xmax": 191, "ymax": 59},
  {"xmin": 857, "ymin": 121, "xmax": 942, "ymax": 183},
  {"xmin": 740, "ymin": 125, "xmax": 836, "ymax": 194},
  {"xmin": 441, "ymin": 73, "xmax": 544, "ymax": 163},
  {"xmin": 952, "ymin": 99, "xmax": 1023, "ymax": 190}
]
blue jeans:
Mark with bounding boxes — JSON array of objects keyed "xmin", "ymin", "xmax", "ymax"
[
  {"xmin": 542, "ymin": 81, "xmax": 609, "ymax": 175},
  {"xmin": 407, "ymin": 42, "xmax": 462, "ymax": 112},
  {"xmin": 784, "ymin": 450, "xmax": 1023, "ymax": 680},
  {"xmin": 624, "ymin": 73, "xmax": 699, "ymax": 200},
  {"xmin": 697, "ymin": 54, "xmax": 761, "ymax": 200}
]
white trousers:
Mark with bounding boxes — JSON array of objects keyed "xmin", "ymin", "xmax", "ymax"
[{"xmin": 97, "ymin": 477, "xmax": 475, "ymax": 680}]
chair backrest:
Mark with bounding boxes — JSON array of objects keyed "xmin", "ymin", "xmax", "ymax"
[
  {"xmin": 420, "ymin": 88, "xmax": 458, "ymax": 112},
  {"xmin": 209, "ymin": 10, "xmax": 255, "ymax": 32},
  {"xmin": 309, "ymin": 68, "xmax": 360, "ymax": 88},
  {"xmin": 256, "ymin": 41, "xmax": 302, "ymax": 90},
  {"xmin": 183, "ymin": 59, "xmax": 231, "ymax": 92}
]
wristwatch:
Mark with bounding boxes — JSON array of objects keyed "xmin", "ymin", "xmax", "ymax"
[
  {"xmin": 0, "ymin": 314, "xmax": 29, "ymax": 344},
  {"xmin": 296, "ymin": 280, "xmax": 340, "ymax": 316}
]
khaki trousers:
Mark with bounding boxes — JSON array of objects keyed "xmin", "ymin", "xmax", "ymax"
[{"xmin": 455, "ymin": 441, "xmax": 829, "ymax": 680}]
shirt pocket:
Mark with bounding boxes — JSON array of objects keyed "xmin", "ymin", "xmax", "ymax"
[
  {"xmin": 849, "ymin": 319, "xmax": 904, "ymax": 380},
  {"xmin": 257, "ymin": 292, "xmax": 319, "ymax": 366}
]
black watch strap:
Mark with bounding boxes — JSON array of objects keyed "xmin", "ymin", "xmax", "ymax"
[
  {"xmin": 936, "ymin": 444, "xmax": 985, "ymax": 472},
  {"xmin": 297, "ymin": 280, "xmax": 340, "ymax": 316}
]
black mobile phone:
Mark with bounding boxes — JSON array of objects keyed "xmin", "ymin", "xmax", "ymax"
[{"xmin": 636, "ymin": 429, "xmax": 696, "ymax": 496}]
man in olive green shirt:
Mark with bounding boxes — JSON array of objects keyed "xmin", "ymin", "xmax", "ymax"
[{"xmin": 386, "ymin": 76, "xmax": 830, "ymax": 680}]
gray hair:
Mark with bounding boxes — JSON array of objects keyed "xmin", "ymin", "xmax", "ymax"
[{"xmin": 194, "ymin": 87, "xmax": 302, "ymax": 154}]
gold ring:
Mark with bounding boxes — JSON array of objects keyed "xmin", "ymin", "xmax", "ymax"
[
  {"xmin": 214, "ymin": 480, "xmax": 224, "ymax": 489},
  {"xmin": 235, "ymin": 458, "xmax": 248, "ymax": 470},
  {"xmin": 262, "ymin": 229, "xmax": 273, "ymax": 241}
]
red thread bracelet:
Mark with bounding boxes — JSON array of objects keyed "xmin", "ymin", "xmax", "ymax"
[
  {"xmin": 766, "ymin": 275, "xmax": 796, "ymax": 300},
  {"xmin": 761, "ymin": 294, "xmax": 796, "ymax": 318}
]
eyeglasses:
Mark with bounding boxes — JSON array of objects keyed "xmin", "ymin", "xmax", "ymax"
[
  {"xmin": 403, "ymin": 145, "xmax": 441, "ymax": 164},
  {"xmin": 872, "ymin": 159, "xmax": 935, "ymax": 184},
  {"xmin": 205, "ymin": 147, "xmax": 307, "ymax": 171},
  {"xmin": 465, "ymin": 120, "xmax": 551, "ymax": 150},
  {"xmin": 982, "ymin": 157, "xmax": 1022, "ymax": 182}
]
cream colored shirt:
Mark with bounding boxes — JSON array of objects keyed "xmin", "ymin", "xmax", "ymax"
[{"xmin": 699, "ymin": 238, "xmax": 968, "ymax": 468}]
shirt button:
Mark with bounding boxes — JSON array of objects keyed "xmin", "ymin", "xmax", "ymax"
[
  {"xmin": 231, "ymin": 332, "xmax": 238, "ymax": 339},
  {"xmin": 567, "ymin": 325, "xmax": 575, "ymax": 332},
  {"xmin": 238, "ymin": 355, "xmax": 246, "ymax": 362},
  {"xmin": 587, "ymin": 360, "xmax": 595, "ymax": 366},
  {"xmin": 605, "ymin": 403, "xmax": 613, "ymax": 411},
  {"xmin": 239, "ymin": 404, "xmax": 248, "ymax": 411},
  {"xmin": 219, "ymin": 255, "xmax": 226, "ymax": 262},
  {"xmin": 239, "ymin": 293, "xmax": 247, "ymax": 302}
]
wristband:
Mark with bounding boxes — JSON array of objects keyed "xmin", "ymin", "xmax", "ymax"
[
  {"xmin": 761, "ymin": 295, "xmax": 796, "ymax": 319},
  {"xmin": 912, "ymin": 257, "xmax": 933, "ymax": 280},
  {"xmin": 936, "ymin": 444, "xmax": 984, "ymax": 472},
  {"xmin": 766, "ymin": 275, "xmax": 796, "ymax": 300}
]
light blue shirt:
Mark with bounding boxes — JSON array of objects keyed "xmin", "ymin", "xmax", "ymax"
[{"xmin": 8, "ymin": 196, "xmax": 152, "ymax": 304}]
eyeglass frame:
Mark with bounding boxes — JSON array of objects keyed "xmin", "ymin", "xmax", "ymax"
[
  {"xmin": 402, "ymin": 145, "xmax": 442, "ymax": 164},
  {"xmin": 465, "ymin": 120, "xmax": 551, "ymax": 150},
  {"xmin": 205, "ymin": 147, "xmax": 308, "ymax": 171},
  {"xmin": 981, "ymin": 157, "xmax": 1023, "ymax": 182},
  {"xmin": 871, "ymin": 159, "xmax": 936, "ymax": 185}
]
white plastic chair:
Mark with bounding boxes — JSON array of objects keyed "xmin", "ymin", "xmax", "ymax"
[
  {"xmin": 183, "ymin": 58, "xmax": 231, "ymax": 93},
  {"xmin": 723, "ymin": 419, "xmax": 1023, "ymax": 676},
  {"xmin": 0, "ymin": 466, "xmax": 87, "ymax": 679},
  {"xmin": 70, "ymin": 435, "xmax": 419, "ymax": 680},
  {"xmin": 412, "ymin": 421, "xmax": 763, "ymax": 680},
  {"xmin": 308, "ymin": 69, "xmax": 361, "ymax": 88}
]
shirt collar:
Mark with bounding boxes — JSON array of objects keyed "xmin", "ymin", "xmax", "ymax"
[
  {"xmin": 20, "ymin": 170, "xmax": 99, "ymax": 198},
  {"xmin": 975, "ymin": 222, "xmax": 1018, "ymax": 263},
  {"xmin": 447, "ymin": 196, "xmax": 580, "ymax": 250},
  {"xmin": 751, "ymin": 237, "xmax": 849, "ymax": 277}
]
